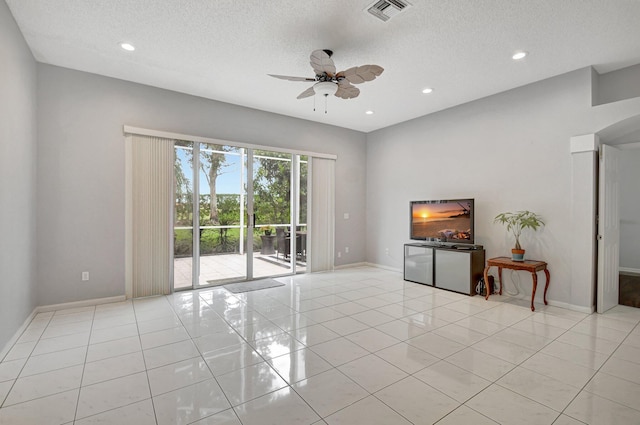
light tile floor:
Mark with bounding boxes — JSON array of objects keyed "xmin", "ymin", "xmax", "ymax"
[{"xmin": 1, "ymin": 267, "xmax": 640, "ymax": 424}]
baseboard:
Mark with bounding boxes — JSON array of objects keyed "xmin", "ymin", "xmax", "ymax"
[
  {"xmin": 333, "ymin": 262, "xmax": 403, "ymax": 273},
  {"xmin": 364, "ymin": 262, "xmax": 403, "ymax": 274},
  {"xmin": 365, "ymin": 264, "xmax": 595, "ymax": 313},
  {"xmin": 35, "ymin": 295, "xmax": 127, "ymax": 313},
  {"xmin": 334, "ymin": 262, "xmax": 369, "ymax": 270},
  {"xmin": 1, "ymin": 295, "xmax": 127, "ymax": 360},
  {"xmin": 546, "ymin": 299, "xmax": 595, "ymax": 314},
  {"xmin": 501, "ymin": 291, "xmax": 595, "ymax": 314},
  {"xmin": 0, "ymin": 309, "xmax": 38, "ymax": 362},
  {"xmin": 620, "ymin": 267, "xmax": 640, "ymax": 275}
]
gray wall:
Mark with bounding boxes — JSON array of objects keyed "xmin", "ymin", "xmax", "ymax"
[
  {"xmin": 596, "ymin": 64, "xmax": 640, "ymax": 106},
  {"xmin": 0, "ymin": 1, "xmax": 38, "ymax": 351},
  {"xmin": 36, "ymin": 65, "xmax": 367, "ymax": 305},
  {"xmin": 366, "ymin": 67, "xmax": 640, "ymax": 309},
  {"xmin": 4, "ymin": 0, "xmax": 640, "ymax": 352},
  {"xmin": 620, "ymin": 148, "xmax": 640, "ymax": 271}
]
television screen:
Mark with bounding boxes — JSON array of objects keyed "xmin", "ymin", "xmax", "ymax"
[{"xmin": 410, "ymin": 199, "xmax": 474, "ymax": 243}]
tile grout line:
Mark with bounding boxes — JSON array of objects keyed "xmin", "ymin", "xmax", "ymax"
[
  {"xmin": 131, "ymin": 298, "xmax": 161, "ymax": 425},
  {"xmin": 175, "ymin": 291, "xmax": 244, "ymax": 424},
  {"xmin": 480, "ymin": 307, "xmax": 639, "ymax": 423},
  {"xmin": 71, "ymin": 305, "xmax": 96, "ymax": 424},
  {"xmin": 555, "ymin": 319, "xmax": 640, "ymax": 421},
  {"xmin": 3, "ymin": 270, "xmax": 640, "ymax": 424},
  {"xmin": 0, "ymin": 311, "xmax": 53, "ymax": 409}
]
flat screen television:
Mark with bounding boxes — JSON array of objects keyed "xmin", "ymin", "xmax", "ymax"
[{"xmin": 410, "ymin": 199, "xmax": 474, "ymax": 244}]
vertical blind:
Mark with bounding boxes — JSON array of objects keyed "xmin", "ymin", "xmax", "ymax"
[
  {"xmin": 309, "ymin": 157, "xmax": 335, "ymax": 272},
  {"xmin": 125, "ymin": 126, "xmax": 337, "ymax": 294},
  {"xmin": 131, "ymin": 135, "xmax": 173, "ymax": 297}
]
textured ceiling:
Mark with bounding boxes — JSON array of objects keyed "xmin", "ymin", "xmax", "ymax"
[{"xmin": 6, "ymin": 0, "xmax": 640, "ymax": 133}]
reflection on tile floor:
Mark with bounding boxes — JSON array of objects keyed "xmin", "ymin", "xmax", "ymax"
[{"xmin": 2, "ymin": 266, "xmax": 640, "ymax": 424}]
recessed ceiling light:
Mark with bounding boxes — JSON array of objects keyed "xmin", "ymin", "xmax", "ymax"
[
  {"xmin": 365, "ymin": 110, "xmax": 374, "ymax": 115},
  {"xmin": 512, "ymin": 51, "xmax": 527, "ymax": 60},
  {"xmin": 422, "ymin": 88, "xmax": 434, "ymax": 94},
  {"xmin": 120, "ymin": 42, "xmax": 135, "ymax": 51}
]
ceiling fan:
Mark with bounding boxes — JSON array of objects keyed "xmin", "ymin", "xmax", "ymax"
[{"xmin": 268, "ymin": 49, "xmax": 384, "ymax": 106}]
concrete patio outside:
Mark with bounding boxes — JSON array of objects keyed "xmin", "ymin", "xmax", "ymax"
[{"xmin": 174, "ymin": 252, "xmax": 306, "ymax": 289}]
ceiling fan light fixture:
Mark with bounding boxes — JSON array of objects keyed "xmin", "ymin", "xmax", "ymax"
[
  {"xmin": 422, "ymin": 87, "xmax": 434, "ymax": 94},
  {"xmin": 271, "ymin": 49, "xmax": 383, "ymax": 103},
  {"xmin": 313, "ymin": 81, "xmax": 338, "ymax": 97}
]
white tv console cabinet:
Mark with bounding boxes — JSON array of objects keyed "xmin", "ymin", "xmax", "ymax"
[{"xmin": 404, "ymin": 243, "xmax": 485, "ymax": 295}]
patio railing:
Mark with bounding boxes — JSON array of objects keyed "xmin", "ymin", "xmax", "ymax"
[{"xmin": 174, "ymin": 223, "xmax": 306, "ymax": 257}]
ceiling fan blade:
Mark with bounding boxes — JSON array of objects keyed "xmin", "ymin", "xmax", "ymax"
[
  {"xmin": 296, "ymin": 86, "xmax": 316, "ymax": 99},
  {"xmin": 340, "ymin": 65, "xmax": 384, "ymax": 84},
  {"xmin": 335, "ymin": 83, "xmax": 360, "ymax": 99},
  {"xmin": 268, "ymin": 74, "xmax": 315, "ymax": 82},
  {"xmin": 310, "ymin": 50, "xmax": 336, "ymax": 76}
]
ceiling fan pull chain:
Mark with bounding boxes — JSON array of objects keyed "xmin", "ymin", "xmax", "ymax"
[
  {"xmin": 313, "ymin": 95, "xmax": 316, "ymax": 112},
  {"xmin": 324, "ymin": 94, "xmax": 328, "ymax": 114}
]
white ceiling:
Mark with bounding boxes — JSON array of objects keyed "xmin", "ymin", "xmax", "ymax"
[{"xmin": 6, "ymin": 0, "xmax": 640, "ymax": 133}]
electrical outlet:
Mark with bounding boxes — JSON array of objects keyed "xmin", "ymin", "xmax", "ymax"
[
  {"xmin": 337, "ymin": 251, "xmax": 342, "ymax": 258},
  {"xmin": 343, "ymin": 213, "xmax": 350, "ymax": 219},
  {"xmin": 385, "ymin": 248, "xmax": 390, "ymax": 255},
  {"xmin": 82, "ymin": 271, "xmax": 89, "ymax": 281},
  {"xmin": 345, "ymin": 247, "xmax": 349, "ymax": 253}
]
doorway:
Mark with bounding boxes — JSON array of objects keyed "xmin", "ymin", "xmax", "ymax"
[
  {"xmin": 595, "ymin": 114, "xmax": 640, "ymax": 312},
  {"xmin": 617, "ymin": 145, "xmax": 640, "ymax": 307},
  {"xmin": 173, "ymin": 141, "xmax": 308, "ymax": 290}
]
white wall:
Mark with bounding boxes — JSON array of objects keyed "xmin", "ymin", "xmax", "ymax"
[
  {"xmin": 366, "ymin": 67, "xmax": 640, "ymax": 310},
  {"xmin": 0, "ymin": 1, "xmax": 38, "ymax": 350},
  {"xmin": 36, "ymin": 64, "xmax": 367, "ymax": 305},
  {"xmin": 619, "ymin": 148, "xmax": 640, "ymax": 272}
]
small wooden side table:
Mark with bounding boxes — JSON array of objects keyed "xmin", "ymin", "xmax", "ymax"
[{"xmin": 483, "ymin": 256, "xmax": 550, "ymax": 311}]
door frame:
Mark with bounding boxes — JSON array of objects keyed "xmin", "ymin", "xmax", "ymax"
[
  {"xmin": 179, "ymin": 144, "xmax": 309, "ymax": 289},
  {"xmin": 125, "ymin": 125, "xmax": 336, "ymax": 296},
  {"xmin": 596, "ymin": 144, "xmax": 621, "ymax": 313}
]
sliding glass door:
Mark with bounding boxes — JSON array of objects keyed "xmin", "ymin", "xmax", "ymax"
[
  {"xmin": 173, "ymin": 142, "xmax": 307, "ymax": 290},
  {"xmin": 253, "ymin": 150, "xmax": 293, "ymax": 278},
  {"xmin": 196, "ymin": 143, "xmax": 247, "ymax": 287},
  {"xmin": 173, "ymin": 140, "xmax": 195, "ymax": 290}
]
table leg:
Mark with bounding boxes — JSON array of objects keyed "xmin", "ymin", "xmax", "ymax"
[
  {"xmin": 543, "ymin": 268, "xmax": 550, "ymax": 305},
  {"xmin": 531, "ymin": 272, "xmax": 538, "ymax": 311},
  {"xmin": 497, "ymin": 267, "xmax": 503, "ymax": 296},
  {"xmin": 483, "ymin": 266, "xmax": 491, "ymax": 300}
]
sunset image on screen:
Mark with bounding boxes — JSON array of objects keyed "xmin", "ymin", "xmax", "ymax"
[{"xmin": 411, "ymin": 201, "xmax": 471, "ymax": 240}]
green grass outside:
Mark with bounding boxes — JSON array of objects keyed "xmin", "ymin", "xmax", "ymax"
[{"xmin": 174, "ymin": 228, "xmax": 268, "ymax": 257}]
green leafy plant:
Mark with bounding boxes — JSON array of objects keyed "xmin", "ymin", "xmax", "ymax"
[{"xmin": 494, "ymin": 211, "xmax": 545, "ymax": 250}]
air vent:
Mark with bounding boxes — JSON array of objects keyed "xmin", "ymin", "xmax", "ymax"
[{"xmin": 366, "ymin": 0, "xmax": 411, "ymax": 22}]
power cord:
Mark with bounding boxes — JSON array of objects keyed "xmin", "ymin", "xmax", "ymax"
[
  {"xmin": 503, "ymin": 269, "xmax": 521, "ymax": 296},
  {"xmin": 476, "ymin": 271, "xmax": 524, "ymax": 296},
  {"xmin": 475, "ymin": 280, "xmax": 483, "ymax": 295}
]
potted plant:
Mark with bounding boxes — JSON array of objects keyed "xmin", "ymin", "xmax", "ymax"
[
  {"xmin": 263, "ymin": 226, "xmax": 273, "ymax": 236},
  {"xmin": 494, "ymin": 211, "xmax": 544, "ymax": 261}
]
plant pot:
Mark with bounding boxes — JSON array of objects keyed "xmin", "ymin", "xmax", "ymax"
[
  {"xmin": 512, "ymin": 248, "xmax": 525, "ymax": 262},
  {"xmin": 260, "ymin": 235, "xmax": 276, "ymax": 255}
]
